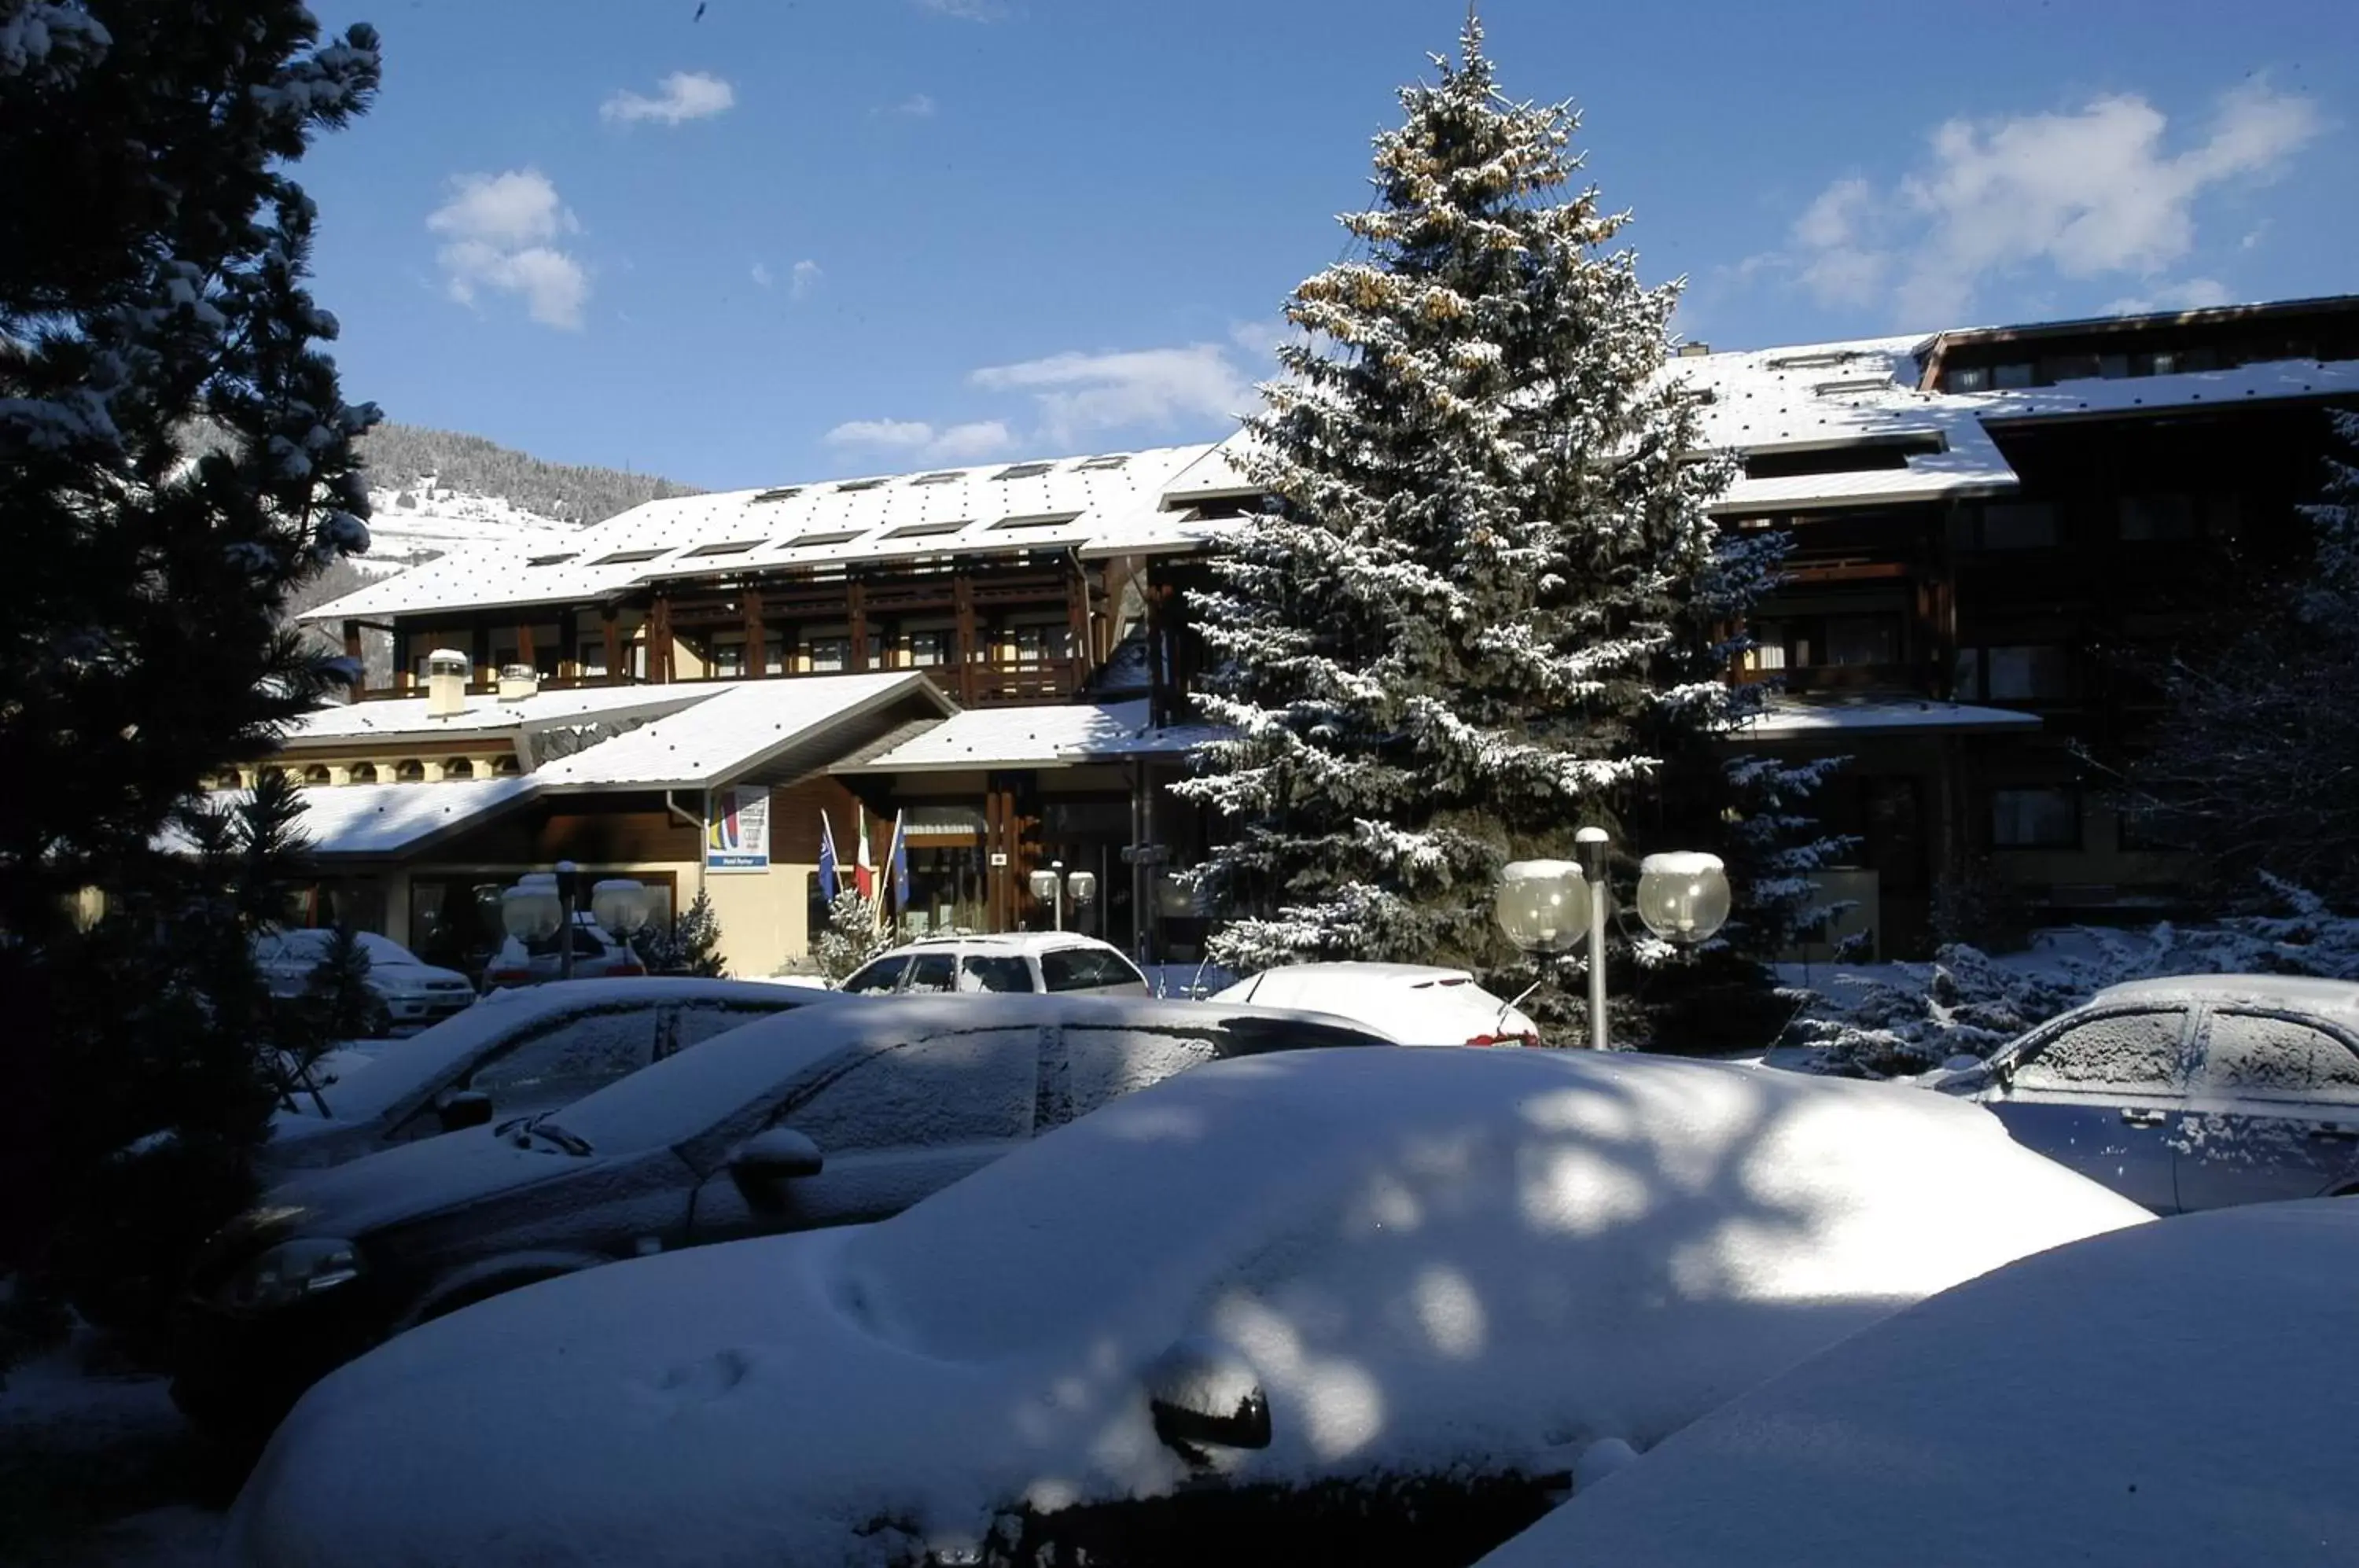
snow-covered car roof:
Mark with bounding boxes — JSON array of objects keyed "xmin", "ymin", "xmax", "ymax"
[
  {"xmin": 282, "ymin": 977, "xmax": 842, "ymax": 1126},
  {"xmin": 2085, "ymin": 973, "xmax": 2359, "ymax": 1014},
  {"xmin": 543, "ymin": 992, "xmax": 1385, "ymax": 1153},
  {"xmin": 1471, "ymin": 1199, "xmax": 2359, "ymax": 1568},
  {"xmin": 896, "ymin": 930, "xmax": 1130, "ymax": 955},
  {"xmin": 226, "ymin": 1049, "xmax": 2144, "ymax": 1568}
]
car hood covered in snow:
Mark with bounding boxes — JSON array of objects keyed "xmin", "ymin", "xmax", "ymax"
[
  {"xmin": 225, "ymin": 1049, "xmax": 2146, "ymax": 1568},
  {"xmin": 259, "ymin": 1122, "xmax": 595, "ymax": 1240},
  {"xmin": 1471, "ymin": 1200, "xmax": 2359, "ymax": 1568}
]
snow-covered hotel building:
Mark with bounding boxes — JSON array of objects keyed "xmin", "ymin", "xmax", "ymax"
[{"xmin": 274, "ymin": 293, "xmax": 2359, "ymax": 974}]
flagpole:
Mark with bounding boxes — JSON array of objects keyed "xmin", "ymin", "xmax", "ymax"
[{"xmin": 873, "ymin": 811, "xmax": 903, "ymax": 937}]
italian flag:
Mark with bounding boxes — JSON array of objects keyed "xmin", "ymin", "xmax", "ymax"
[{"xmin": 854, "ymin": 813, "xmax": 875, "ymax": 900}]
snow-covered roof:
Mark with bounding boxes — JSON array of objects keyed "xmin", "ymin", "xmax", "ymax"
[
  {"xmin": 1731, "ymin": 695, "xmax": 2043, "ymax": 737},
  {"xmin": 531, "ymin": 672, "xmax": 950, "ymax": 792},
  {"xmin": 1676, "ymin": 333, "xmax": 2359, "ymax": 517},
  {"xmin": 191, "ymin": 776, "xmax": 539, "ymax": 857},
  {"xmin": 300, "ymin": 442, "xmax": 1252, "ymax": 624},
  {"xmin": 279, "ymin": 683, "xmax": 710, "ymax": 748},
  {"xmin": 1472, "ymin": 1200, "xmax": 2359, "ymax": 1568},
  {"xmin": 223, "ymin": 1048, "xmax": 2145, "ymax": 1568},
  {"xmin": 833, "ymin": 698, "xmax": 1213, "ymax": 773}
]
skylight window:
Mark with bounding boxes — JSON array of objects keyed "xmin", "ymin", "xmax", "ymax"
[
  {"xmin": 590, "ymin": 547, "xmax": 668, "ymax": 566},
  {"xmin": 1812, "ymin": 376, "xmax": 1895, "ymax": 398},
  {"xmin": 837, "ymin": 477, "xmax": 889, "ymax": 492},
  {"xmin": 525, "ymin": 552, "xmax": 578, "ymax": 568},
  {"xmin": 992, "ymin": 462, "xmax": 1056, "ymax": 481},
  {"xmin": 990, "ymin": 511, "xmax": 1082, "ymax": 532},
  {"xmin": 1743, "ymin": 433, "xmax": 1945, "ymax": 481},
  {"xmin": 786, "ymin": 528, "xmax": 865, "ymax": 547},
  {"xmin": 1768, "ymin": 351, "xmax": 1866, "ymax": 372},
  {"xmin": 882, "ymin": 519, "xmax": 971, "ymax": 539},
  {"xmin": 909, "ymin": 471, "xmax": 966, "ymax": 485},
  {"xmin": 683, "ymin": 539, "xmax": 761, "ymax": 558},
  {"xmin": 1074, "ymin": 454, "xmax": 1129, "ymax": 472},
  {"xmin": 751, "ymin": 487, "xmax": 803, "ymax": 503}
]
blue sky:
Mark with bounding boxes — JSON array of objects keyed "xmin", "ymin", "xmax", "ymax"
[{"xmin": 300, "ymin": 0, "xmax": 2357, "ymax": 490}]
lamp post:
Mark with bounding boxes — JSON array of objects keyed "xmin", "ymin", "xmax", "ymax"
[
  {"xmin": 1028, "ymin": 862, "xmax": 1099, "ymax": 932},
  {"xmin": 1495, "ymin": 830, "xmax": 1732, "ymax": 1050},
  {"xmin": 498, "ymin": 869, "xmax": 652, "ymax": 981}
]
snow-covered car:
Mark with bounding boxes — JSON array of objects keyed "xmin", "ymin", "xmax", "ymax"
[
  {"xmin": 1470, "ymin": 1198, "xmax": 2359, "ymax": 1568},
  {"xmin": 220, "ymin": 1049, "xmax": 2145, "ymax": 1568},
  {"xmin": 839, "ymin": 930, "xmax": 1150, "ymax": 996},
  {"xmin": 178, "ymin": 995, "xmax": 1389, "ymax": 1443},
  {"xmin": 1214, "ymin": 961, "xmax": 1544, "ymax": 1046},
  {"xmin": 259, "ymin": 977, "xmax": 839, "ymax": 1178},
  {"xmin": 480, "ymin": 915, "xmax": 647, "ymax": 989},
  {"xmin": 1929, "ymin": 974, "xmax": 2359, "ymax": 1212},
  {"xmin": 252, "ymin": 928, "xmax": 476, "ymax": 1034}
]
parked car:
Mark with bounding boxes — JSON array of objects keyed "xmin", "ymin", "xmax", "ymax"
[
  {"xmin": 252, "ymin": 928, "xmax": 475, "ymax": 1035},
  {"xmin": 177, "ymin": 995, "xmax": 1389, "ymax": 1443},
  {"xmin": 1929, "ymin": 974, "xmax": 2359, "ymax": 1212},
  {"xmin": 259, "ymin": 977, "xmax": 839, "ymax": 1178},
  {"xmin": 1214, "ymin": 961, "xmax": 1544, "ymax": 1046},
  {"xmin": 1471, "ymin": 1199, "xmax": 2359, "ymax": 1568},
  {"xmin": 838, "ymin": 930, "xmax": 1150, "ymax": 996},
  {"xmin": 480, "ymin": 915, "xmax": 647, "ymax": 990},
  {"xmin": 219, "ymin": 1049, "xmax": 2144, "ymax": 1568}
]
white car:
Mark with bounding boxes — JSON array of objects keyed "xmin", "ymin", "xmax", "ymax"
[
  {"xmin": 252, "ymin": 929, "xmax": 475, "ymax": 1034},
  {"xmin": 838, "ymin": 931, "xmax": 1150, "ymax": 997},
  {"xmin": 1473, "ymin": 1199, "xmax": 2359, "ymax": 1568},
  {"xmin": 1214, "ymin": 962, "xmax": 1544, "ymax": 1046},
  {"xmin": 261, "ymin": 978, "xmax": 840, "ymax": 1176},
  {"xmin": 223, "ymin": 1050, "xmax": 2144, "ymax": 1568}
]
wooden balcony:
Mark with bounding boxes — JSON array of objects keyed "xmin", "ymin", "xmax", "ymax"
[{"xmin": 363, "ymin": 656, "xmax": 1090, "ymax": 709}]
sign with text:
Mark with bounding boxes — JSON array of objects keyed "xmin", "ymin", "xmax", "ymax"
[{"xmin": 706, "ymin": 787, "xmax": 771, "ymax": 872}]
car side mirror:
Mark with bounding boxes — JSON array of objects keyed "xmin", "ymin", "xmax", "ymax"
[
  {"xmin": 731, "ymin": 1126, "xmax": 824, "ymax": 1183},
  {"xmin": 1991, "ymin": 1057, "xmax": 2016, "ymax": 1092},
  {"xmin": 436, "ymin": 1090, "xmax": 494, "ymax": 1132},
  {"xmin": 1143, "ymin": 1336, "xmax": 1272, "ymax": 1462}
]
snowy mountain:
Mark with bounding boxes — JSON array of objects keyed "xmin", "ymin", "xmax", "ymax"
[{"xmin": 351, "ymin": 423, "xmax": 700, "ymax": 578}]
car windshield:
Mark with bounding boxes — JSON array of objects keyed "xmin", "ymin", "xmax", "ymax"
[{"xmin": 545, "ymin": 1010, "xmax": 861, "ymax": 1152}]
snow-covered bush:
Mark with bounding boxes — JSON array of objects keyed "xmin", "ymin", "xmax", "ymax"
[
  {"xmin": 1787, "ymin": 874, "xmax": 2359, "ymax": 1077},
  {"xmin": 812, "ymin": 890, "xmax": 891, "ymax": 982}
]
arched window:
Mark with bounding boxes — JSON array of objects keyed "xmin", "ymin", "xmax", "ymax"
[
  {"xmin": 348, "ymin": 761, "xmax": 379, "ymax": 785},
  {"xmin": 490, "ymin": 753, "xmax": 521, "ymax": 776},
  {"xmin": 261, "ymin": 766, "xmax": 291, "ymax": 786},
  {"xmin": 443, "ymin": 756, "xmax": 475, "ymax": 779},
  {"xmin": 395, "ymin": 759, "xmax": 425, "ymax": 783},
  {"xmin": 302, "ymin": 764, "xmax": 332, "ymax": 786}
]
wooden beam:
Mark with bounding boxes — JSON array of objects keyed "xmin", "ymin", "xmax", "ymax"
[
  {"xmin": 602, "ymin": 606, "xmax": 622, "ymax": 686},
  {"xmin": 649, "ymin": 595, "xmax": 674, "ymax": 684},
  {"xmin": 953, "ymin": 572, "xmax": 978, "ymax": 706},
  {"xmin": 848, "ymin": 580, "xmax": 868, "ymax": 673},
  {"xmin": 744, "ymin": 587, "xmax": 765, "ymax": 680}
]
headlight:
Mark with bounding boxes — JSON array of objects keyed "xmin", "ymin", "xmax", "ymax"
[{"xmin": 220, "ymin": 1237, "xmax": 366, "ymax": 1311}]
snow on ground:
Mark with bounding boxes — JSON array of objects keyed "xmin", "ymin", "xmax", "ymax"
[
  {"xmin": 220, "ymin": 1048, "xmax": 2144, "ymax": 1567},
  {"xmin": 1474, "ymin": 1200, "xmax": 2359, "ymax": 1568},
  {"xmin": 0, "ymin": 1332, "xmax": 224, "ymax": 1566}
]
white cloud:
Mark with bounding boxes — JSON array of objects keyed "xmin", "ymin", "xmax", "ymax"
[
  {"xmin": 824, "ymin": 418, "xmax": 1017, "ymax": 462},
  {"xmin": 916, "ymin": 0, "xmax": 1004, "ymax": 19},
  {"xmin": 885, "ymin": 92, "xmax": 936, "ymax": 118},
  {"xmin": 969, "ymin": 341, "xmax": 1253, "ymax": 445},
  {"xmin": 789, "ymin": 259, "xmax": 823, "ymax": 301},
  {"xmin": 750, "ymin": 261, "xmax": 772, "ymax": 289},
  {"xmin": 426, "ymin": 170, "xmax": 590, "ymax": 330},
  {"xmin": 601, "ymin": 70, "xmax": 734, "ymax": 127},
  {"xmin": 1777, "ymin": 81, "xmax": 2324, "ymax": 323},
  {"xmin": 2103, "ymin": 278, "xmax": 2237, "ymax": 315}
]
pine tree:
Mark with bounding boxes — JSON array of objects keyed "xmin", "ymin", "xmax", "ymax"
[
  {"xmin": 0, "ymin": 1, "xmax": 380, "ymax": 1364},
  {"xmin": 814, "ymin": 890, "xmax": 892, "ymax": 982},
  {"xmin": 2122, "ymin": 412, "xmax": 2359, "ymax": 902},
  {"xmin": 1179, "ymin": 17, "xmax": 1832, "ymax": 1035},
  {"xmin": 299, "ymin": 922, "xmax": 381, "ymax": 1041},
  {"xmin": 646, "ymin": 889, "xmax": 728, "ymax": 979}
]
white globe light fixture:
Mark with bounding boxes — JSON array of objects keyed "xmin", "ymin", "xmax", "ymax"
[
  {"xmin": 1636, "ymin": 852, "xmax": 1732, "ymax": 945},
  {"xmin": 1494, "ymin": 860, "xmax": 1590, "ymax": 954},
  {"xmin": 591, "ymin": 878, "xmax": 653, "ymax": 939},
  {"xmin": 499, "ymin": 882, "xmax": 561, "ymax": 943}
]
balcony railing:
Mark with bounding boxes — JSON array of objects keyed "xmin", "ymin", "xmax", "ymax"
[{"xmin": 362, "ymin": 655, "xmax": 1090, "ymax": 708}]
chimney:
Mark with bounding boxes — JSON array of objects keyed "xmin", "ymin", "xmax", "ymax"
[
  {"xmin": 426, "ymin": 649, "xmax": 471, "ymax": 719},
  {"xmin": 497, "ymin": 664, "xmax": 540, "ymax": 703}
]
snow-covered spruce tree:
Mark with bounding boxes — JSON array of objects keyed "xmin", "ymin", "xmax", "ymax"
[
  {"xmin": 0, "ymin": 2, "xmax": 380, "ymax": 1365},
  {"xmin": 814, "ymin": 889, "xmax": 892, "ymax": 982},
  {"xmin": 646, "ymin": 889, "xmax": 728, "ymax": 979},
  {"xmin": 2122, "ymin": 412, "xmax": 2359, "ymax": 904},
  {"xmin": 1180, "ymin": 17, "xmax": 1835, "ymax": 1040}
]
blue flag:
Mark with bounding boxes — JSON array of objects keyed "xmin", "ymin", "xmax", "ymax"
[
  {"xmin": 819, "ymin": 811, "xmax": 840, "ymax": 902},
  {"xmin": 891, "ymin": 811, "xmax": 911, "ymax": 907}
]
